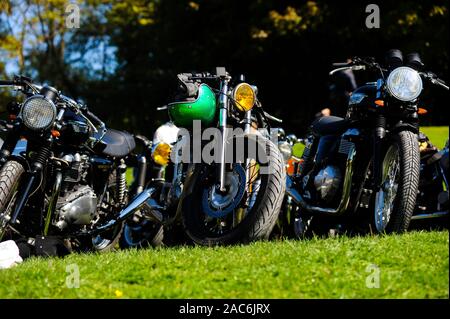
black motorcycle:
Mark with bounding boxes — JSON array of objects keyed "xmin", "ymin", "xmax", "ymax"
[
  {"xmin": 286, "ymin": 50, "xmax": 449, "ymax": 234},
  {"xmin": 0, "ymin": 75, "xmax": 143, "ymax": 253},
  {"xmin": 412, "ymin": 135, "xmax": 448, "ymax": 223}
]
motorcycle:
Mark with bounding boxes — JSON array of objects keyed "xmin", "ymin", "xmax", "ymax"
[
  {"xmin": 412, "ymin": 135, "xmax": 448, "ymax": 223},
  {"xmin": 270, "ymin": 128, "xmax": 303, "ymax": 238},
  {"xmin": 0, "ymin": 75, "xmax": 143, "ymax": 253},
  {"xmin": 119, "ymin": 124, "xmax": 182, "ymax": 248},
  {"xmin": 286, "ymin": 50, "xmax": 449, "ymax": 235},
  {"xmin": 277, "ymin": 132, "xmax": 449, "ymax": 238},
  {"xmin": 97, "ymin": 68, "xmax": 286, "ymax": 246}
]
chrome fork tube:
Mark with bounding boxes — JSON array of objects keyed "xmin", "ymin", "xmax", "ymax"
[
  {"xmin": 218, "ymin": 80, "xmax": 229, "ymax": 192},
  {"xmin": 244, "ymin": 110, "xmax": 252, "ymax": 188}
]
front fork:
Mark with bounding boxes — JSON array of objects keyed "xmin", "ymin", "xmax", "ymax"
[
  {"xmin": 9, "ymin": 142, "xmax": 52, "ymax": 226},
  {"xmin": 373, "ymin": 115, "xmax": 386, "ymax": 188},
  {"xmin": 218, "ymin": 79, "xmax": 229, "ymax": 192},
  {"xmin": 244, "ymin": 110, "xmax": 252, "ymax": 190}
]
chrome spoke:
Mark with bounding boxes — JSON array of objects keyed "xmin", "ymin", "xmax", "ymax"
[{"xmin": 374, "ymin": 145, "xmax": 400, "ymax": 232}]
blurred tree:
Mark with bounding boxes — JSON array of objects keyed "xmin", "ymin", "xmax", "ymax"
[{"xmin": 0, "ymin": 0, "xmax": 448, "ymax": 135}]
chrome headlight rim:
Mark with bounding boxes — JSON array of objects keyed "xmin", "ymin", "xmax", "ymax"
[
  {"xmin": 20, "ymin": 95, "xmax": 57, "ymax": 131},
  {"xmin": 386, "ymin": 66, "xmax": 423, "ymax": 102},
  {"xmin": 278, "ymin": 140, "xmax": 293, "ymax": 163}
]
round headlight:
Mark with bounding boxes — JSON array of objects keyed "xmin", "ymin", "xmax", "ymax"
[
  {"xmin": 152, "ymin": 122, "xmax": 180, "ymax": 146},
  {"xmin": 21, "ymin": 95, "xmax": 57, "ymax": 130},
  {"xmin": 233, "ymin": 83, "xmax": 255, "ymax": 112},
  {"xmin": 152, "ymin": 142, "xmax": 172, "ymax": 166},
  {"xmin": 386, "ymin": 66, "xmax": 423, "ymax": 102}
]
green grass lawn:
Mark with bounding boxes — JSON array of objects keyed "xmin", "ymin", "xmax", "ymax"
[
  {"xmin": 0, "ymin": 231, "xmax": 448, "ymax": 299},
  {"xmin": 421, "ymin": 126, "xmax": 449, "ymax": 150}
]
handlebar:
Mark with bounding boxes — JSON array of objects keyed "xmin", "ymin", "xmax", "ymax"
[
  {"xmin": 330, "ymin": 56, "xmax": 385, "ymax": 76},
  {"xmin": 157, "ymin": 105, "xmax": 168, "ymax": 111},
  {"xmin": 329, "ymin": 65, "xmax": 366, "ymax": 76},
  {"xmin": 86, "ymin": 111, "xmax": 103, "ymax": 126},
  {"xmin": 179, "ymin": 72, "xmax": 218, "ymax": 81},
  {"xmin": 420, "ymin": 72, "xmax": 449, "ymax": 90},
  {"xmin": 0, "ymin": 80, "xmax": 16, "ymax": 86},
  {"xmin": 433, "ymin": 79, "xmax": 449, "ymax": 90},
  {"xmin": 263, "ymin": 111, "xmax": 283, "ymax": 123},
  {"xmin": 178, "ymin": 68, "xmax": 229, "ymax": 81},
  {"xmin": 332, "ymin": 62, "xmax": 351, "ymax": 67}
]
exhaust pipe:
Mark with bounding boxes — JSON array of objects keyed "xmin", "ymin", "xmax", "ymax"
[
  {"xmin": 411, "ymin": 211, "xmax": 448, "ymax": 220},
  {"xmin": 90, "ymin": 187, "xmax": 163, "ymax": 235},
  {"xmin": 286, "ymin": 147, "xmax": 356, "ymax": 215}
]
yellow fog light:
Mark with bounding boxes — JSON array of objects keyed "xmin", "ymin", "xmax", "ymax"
[
  {"xmin": 152, "ymin": 142, "xmax": 172, "ymax": 166},
  {"xmin": 233, "ymin": 83, "xmax": 255, "ymax": 112}
]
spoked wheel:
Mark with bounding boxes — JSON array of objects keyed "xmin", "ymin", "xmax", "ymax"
[
  {"xmin": 90, "ymin": 173, "xmax": 124, "ymax": 252},
  {"xmin": 374, "ymin": 144, "xmax": 400, "ymax": 232},
  {"xmin": 0, "ymin": 161, "xmax": 25, "ymax": 241},
  {"xmin": 183, "ymin": 137, "xmax": 285, "ymax": 245},
  {"xmin": 372, "ymin": 131, "xmax": 420, "ymax": 233}
]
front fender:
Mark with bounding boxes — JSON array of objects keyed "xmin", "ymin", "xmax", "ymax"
[
  {"xmin": 390, "ymin": 122, "xmax": 419, "ymax": 135},
  {"xmin": 6, "ymin": 139, "xmax": 29, "ymax": 170}
]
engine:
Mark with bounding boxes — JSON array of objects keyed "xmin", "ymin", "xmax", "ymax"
[
  {"xmin": 313, "ymin": 165, "xmax": 342, "ymax": 204},
  {"xmin": 55, "ymin": 185, "xmax": 97, "ymax": 229},
  {"xmin": 53, "ymin": 153, "xmax": 98, "ymax": 230}
]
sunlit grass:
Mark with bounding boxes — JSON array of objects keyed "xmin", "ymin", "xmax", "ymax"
[{"xmin": 0, "ymin": 231, "xmax": 447, "ymax": 299}]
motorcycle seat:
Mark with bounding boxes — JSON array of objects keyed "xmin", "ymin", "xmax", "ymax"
[
  {"xmin": 311, "ymin": 116, "xmax": 349, "ymax": 136},
  {"xmin": 99, "ymin": 129, "xmax": 136, "ymax": 158}
]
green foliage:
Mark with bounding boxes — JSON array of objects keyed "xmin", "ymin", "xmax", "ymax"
[{"xmin": 0, "ymin": 231, "xmax": 447, "ymax": 298}]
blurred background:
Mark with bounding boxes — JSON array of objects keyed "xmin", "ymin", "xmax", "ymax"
[{"xmin": 0, "ymin": 0, "xmax": 448, "ymax": 136}]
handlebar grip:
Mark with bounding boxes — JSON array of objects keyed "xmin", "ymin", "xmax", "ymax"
[
  {"xmin": 0, "ymin": 80, "xmax": 17, "ymax": 86},
  {"xmin": 157, "ymin": 105, "xmax": 168, "ymax": 111},
  {"xmin": 263, "ymin": 111, "xmax": 283, "ymax": 123},
  {"xmin": 436, "ymin": 80, "xmax": 449, "ymax": 90}
]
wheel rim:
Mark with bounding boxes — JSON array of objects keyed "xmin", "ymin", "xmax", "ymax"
[
  {"xmin": 123, "ymin": 219, "xmax": 159, "ymax": 247},
  {"xmin": 202, "ymin": 164, "xmax": 246, "ymax": 219},
  {"xmin": 92, "ymin": 225, "xmax": 121, "ymax": 250},
  {"xmin": 0, "ymin": 189, "xmax": 20, "ymax": 241},
  {"xmin": 374, "ymin": 145, "xmax": 400, "ymax": 232},
  {"xmin": 200, "ymin": 161, "xmax": 263, "ymax": 236}
]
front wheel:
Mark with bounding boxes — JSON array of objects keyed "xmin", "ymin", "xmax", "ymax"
[
  {"xmin": 372, "ymin": 131, "xmax": 420, "ymax": 233},
  {"xmin": 182, "ymin": 137, "xmax": 286, "ymax": 246},
  {"xmin": 0, "ymin": 161, "xmax": 25, "ymax": 241}
]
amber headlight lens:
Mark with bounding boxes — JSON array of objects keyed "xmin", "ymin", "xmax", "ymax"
[
  {"xmin": 233, "ymin": 83, "xmax": 255, "ymax": 112},
  {"xmin": 152, "ymin": 142, "xmax": 172, "ymax": 166},
  {"xmin": 21, "ymin": 95, "xmax": 57, "ymax": 130}
]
